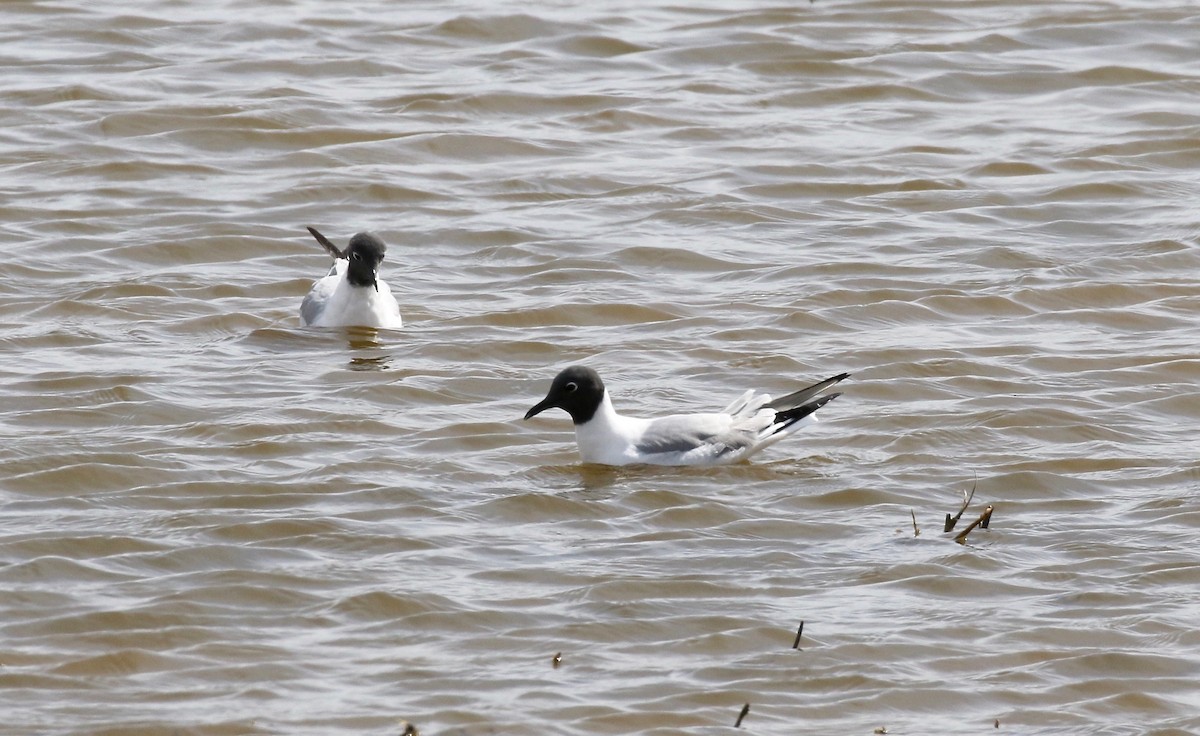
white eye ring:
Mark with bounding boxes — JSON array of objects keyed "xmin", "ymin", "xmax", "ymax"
[
  {"xmin": 564, "ymin": 382, "xmax": 578, "ymax": 393},
  {"xmin": 351, "ymin": 252, "xmax": 363, "ymax": 261}
]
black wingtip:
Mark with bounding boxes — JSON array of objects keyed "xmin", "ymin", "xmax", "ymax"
[
  {"xmin": 306, "ymin": 225, "xmax": 345, "ymax": 259},
  {"xmin": 766, "ymin": 372, "xmax": 852, "ymax": 412},
  {"xmin": 773, "ymin": 391, "xmax": 842, "ymax": 432}
]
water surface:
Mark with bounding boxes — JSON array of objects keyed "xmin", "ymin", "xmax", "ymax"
[{"xmin": 2, "ymin": 1, "xmax": 1199, "ymax": 734}]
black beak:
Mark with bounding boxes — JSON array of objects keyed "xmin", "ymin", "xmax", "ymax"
[{"xmin": 524, "ymin": 396, "xmax": 556, "ymax": 420}]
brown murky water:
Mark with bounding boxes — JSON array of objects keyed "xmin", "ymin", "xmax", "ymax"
[{"xmin": 2, "ymin": 1, "xmax": 1198, "ymax": 734}]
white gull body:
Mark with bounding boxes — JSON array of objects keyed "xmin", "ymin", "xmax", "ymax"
[
  {"xmin": 299, "ymin": 227, "xmax": 402, "ymax": 329},
  {"xmin": 524, "ymin": 366, "xmax": 849, "ymax": 467}
]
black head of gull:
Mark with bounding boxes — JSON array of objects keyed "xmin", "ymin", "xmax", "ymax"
[
  {"xmin": 524, "ymin": 365, "xmax": 606, "ymax": 425},
  {"xmin": 344, "ymin": 232, "xmax": 386, "ymax": 292}
]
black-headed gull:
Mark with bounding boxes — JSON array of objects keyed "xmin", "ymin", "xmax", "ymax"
[
  {"xmin": 524, "ymin": 365, "xmax": 849, "ymax": 466},
  {"xmin": 299, "ymin": 226, "xmax": 402, "ymax": 329}
]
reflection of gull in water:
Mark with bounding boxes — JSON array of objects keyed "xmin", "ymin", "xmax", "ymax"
[
  {"xmin": 345, "ymin": 327, "xmax": 392, "ymax": 372},
  {"xmin": 525, "ymin": 365, "xmax": 848, "ymax": 467},
  {"xmin": 299, "ymin": 226, "xmax": 402, "ymax": 329},
  {"xmin": 348, "ymin": 354, "xmax": 391, "ymax": 372}
]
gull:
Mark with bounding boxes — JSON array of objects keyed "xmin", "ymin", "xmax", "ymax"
[
  {"xmin": 523, "ymin": 365, "xmax": 849, "ymax": 466},
  {"xmin": 299, "ymin": 226, "xmax": 402, "ymax": 329}
]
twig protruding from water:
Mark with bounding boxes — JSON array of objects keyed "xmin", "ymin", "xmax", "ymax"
[
  {"xmin": 954, "ymin": 505, "xmax": 994, "ymax": 545},
  {"xmin": 792, "ymin": 621, "xmax": 804, "ymax": 649},
  {"xmin": 944, "ymin": 473, "xmax": 978, "ymax": 532},
  {"xmin": 734, "ymin": 703, "xmax": 750, "ymax": 728}
]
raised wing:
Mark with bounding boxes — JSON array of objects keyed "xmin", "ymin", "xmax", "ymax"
[
  {"xmin": 306, "ymin": 226, "xmax": 346, "ymax": 259},
  {"xmin": 767, "ymin": 373, "xmax": 851, "ymax": 412}
]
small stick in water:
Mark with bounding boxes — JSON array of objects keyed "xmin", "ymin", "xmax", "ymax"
[
  {"xmin": 945, "ymin": 474, "xmax": 978, "ymax": 532},
  {"xmin": 734, "ymin": 703, "xmax": 751, "ymax": 728},
  {"xmin": 954, "ymin": 505, "xmax": 995, "ymax": 545},
  {"xmin": 911, "ymin": 509, "xmax": 920, "ymax": 537},
  {"xmin": 792, "ymin": 621, "xmax": 804, "ymax": 649}
]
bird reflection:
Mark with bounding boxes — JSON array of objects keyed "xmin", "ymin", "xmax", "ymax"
[
  {"xmin": 345, "ymin": 326, "xmax": 392, "ymax": 371},
  {"xmin": 574, "ymin": 463, "xmax": 626, "ymax": 495}
]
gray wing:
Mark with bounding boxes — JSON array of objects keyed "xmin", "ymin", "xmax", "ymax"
[
  {"xmin": 299, "ymin": 291, "xmax": 325, "ymax": 326},
  {"xmin": 299, "ymin": 263, "xmax": 340, "ymax": 326},
  {"xmin": 634, "ymin": 414, "xmax": 753, "ymax": 458}
]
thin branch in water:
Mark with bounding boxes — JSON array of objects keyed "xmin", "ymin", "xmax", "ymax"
[
  {"xmin": 792, "ymin": 621, "xmax": 804, "ymax": 649},
  {"xmin": 734, "ymin": 703, "xmax": 751, "ymax": 728},
  {"xmin": 954, "ymin": 505, "xmax": 994, "ymax": 545},
  {"xmin": 944, "ymin": 473, "xmax": 978, "ymax": 532},
  {"xmin": 911, "ymin": 509, "xmax": 920, "ymax": 537}
]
